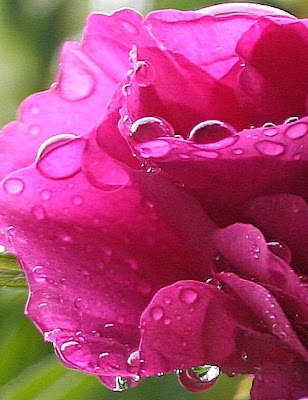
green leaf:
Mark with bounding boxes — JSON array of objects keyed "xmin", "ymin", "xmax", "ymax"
[{"xmin": 0, "ymin": 253, "xmax": 27, "ymax": 288}]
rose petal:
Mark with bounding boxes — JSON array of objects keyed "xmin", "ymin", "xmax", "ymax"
[
  {"xmin": 237, "ymin": 17, "xmax": 308, "ymax": 126},
  {"xmin": 132, "ymin": 117, "xmax": 308, "ymax": 224},
  {"xmin": 0, "ymin": 138, "xmax": 216, "ymax": 376},
  {"xmin": 245, "ymin": 194, "xmax": 308, "ymax": 275},
  {"xmin": 145, "ymin": 10, "xmax": 256, "ymax": 80},
  {"xmin": 251, "ymin": 362, "xmax": 308, "ymax": 400}
]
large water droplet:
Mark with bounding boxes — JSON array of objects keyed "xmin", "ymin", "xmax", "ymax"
[
  {"xmin": 255, "ymin": 140, "xmax": 285, "ymax": 156},
  {"xmin": 150, "ymin": 306, "xmax": 164, "ymax": 321},
  {"xmin": 285, "ymin": 122, "xmax": 307, "ymax": 139},
  {"xmin": 179, "ymin": 288, "xmax": 198, "ymax": 304},
  {"xmin": 135, "ymin": 61, "xmax": 156, "ymax": 87},
  {"xmin": 284, "ymin": 116, "xmax": 299, "ymax": 124},
  {"xmin": 130, "ymin": 117, "xmax": 174, "ymax": 143},
  {"xmin": 36, "ymin": 135, "xmax": 85, "ymax": 180},
  {"xmin": 4, "ymin": 178, "xmax": 24, "ymax": 195},
  {"xmin": 177, "ymin": 364, "xmax": 220, "ymax": 393},
  {"xmin": 267, "ymin": 240, "xmax": 291, "ymax": 264},
  {"xmin": 188, "ymin": 120, "xmax": 236, "ymax": 144}
]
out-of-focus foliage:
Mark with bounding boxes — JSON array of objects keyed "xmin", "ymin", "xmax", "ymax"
[{"xmin": 0, "ymin": 0, "xmax": 305, "ymax": 398}]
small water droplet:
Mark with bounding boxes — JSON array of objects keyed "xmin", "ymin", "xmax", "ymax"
[
  {"xmin": 262, "ymin": 122, "xmax": 276, "ymax": 128},
  {"xmin": 164, "ymin": 318, "xmax": 171, "ymax": 326},
  {"xmin": 241, "ymin": 351, "xmax": 248, "ymax": 360},
  {"xmin": 32, "ymin": 206, "xmax": 46, "ymax": 220},
  {"xmin": 30, "ymin": 105, "xmax": 40, "ymax": 114},
  {"xmin": 285, "ymin": 122, "xmax": 307, "ymax": 139},
  {"xmin": 263, "ymin": 126, "xmax": 278, "ymax": 137},
  {"xmin": 255, "ymin": 140, "xmax": 285, "ymax": 156},
  {"xmin": 163, "ymin": 297, "xmax": 172, "ymax": 305},
  {"xmin": 59, "ymin": 233, "xmax": 73, "ymax": 243},
  {"xmin": 150, "ymin": 306, "xmax": 164, "ymax": 321},
  {"xmin": 130, "ymin": 116, "xmax": 174, "ymax": 143},
  {"xmin": 28, "ymin": 125, "xmax": 40, "ymax": 135},
  {"xmin": 40, "ymin": 190, "xmax": 52, "ymax": 200},
  {"xmin": 135, "ymin": 61, "xmax": 156, "ymax": 87},
  {"xmin": 32, "ymin": 266, "xmax": 47, "ymax": 283},
  {"xmin": 59, "ymin": 340, "xmax": 91, "ymax": 368},
  {"xmin": 232, "ymin": 148, "xmax": 244, "ymax": 155},
  {"xmin": 72, "ymin": 195, "xmax": 83, "ymax": 206},
  {"xmin": 284, "ymin": 116, "xmax": 299, "ymax": 124},
  {"xmin": 113, "ymin": 376, "xmax": 130, "ymax": 392},
  {"xmin": 267, "ymin": 240, "xmax": 291, "ymax": 264},
  {"xmin": 122, "ymin": 83, "xmax": 131, "ymax": 96},
  {"xmin": 4, "ymin": 178, "xmax": 24, "ymax": 195},
  {"xmin": 127, "ymin": 349, "xmax": 140, "ymax": 373},
  {"xmin": 179, "ymin": 288, "xmax": 198, "ymax": 304},
  {"xmin": 188, "ymin": 120, "xmax": 236, "ymax": 144},
  {"xmin": 74, "ymin": 297, "xmax": 88, "ymax": 310},
  {"xmin": 139, "ymin": 140, "xmax": 171, "ymax": 159}
]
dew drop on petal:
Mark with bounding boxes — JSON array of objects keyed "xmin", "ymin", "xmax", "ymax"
[
  {"xmin": 40, "ymin": 190, "xmax": 52, "ymax": 200},
  {"xmin": 138, "ymin": 140, "xmax": 171, "ymax": 159},
  {"xmin": 255, "ymin": 140, "xmax": 285, "ymax": 156},
  {"xmin": 36, "ymin": 136, "xmax": 85, "ymax": 180},
  {"xmin": 267, "ymin": 240, "xmax": 291, "ymax": 264},
  {"xmin": 135, "ymin": 61, "xmax": 156, "ymax": 87},
  {"xmin": 59, "ymin": 340, "xmax": 91, "ymax": 368},
  {"xmin": 150, "ymin": 306, "xmax": 164, "ymax": 321},
  {"xmin": 113, "ymin": 376, "xmax": 130, "ymax": 392},
  {"xmin": 4, "ymin": 178, "xmax": 25, "ymax": 195},
  {"xmin": 188, "ymin": 120, "xmax": 236, "ymax": 144},
  {"xmin": 262, "ymin": 122, "xmax": 276, "ymax": 128},
  {"xmin": 233, "ymin": 148, "xmax": 244, "ymax": 155},
  {"xmin": 127, "ymin": 350, "xmax": 140, "ymax": 373},
  {"xmin": 179, "ymin": 288, "xmax": 198, "ymax": 304},
  {"xmin": 130, "ymin": 117, "xmax": 174, "ymax": 143},
  {"xmin": 177, "ymin": 365, "xmax": 220, "ymax": 393},
  {"xmin": 284, "ymin": 116, "xmax": 299, "ymax": 124},
  {"xmin": 285, "ymin": 122, "xmax": 307, "ymax": 139},
  {"xmin": 32, "ymin": 266, "xmax": 47, "ymax": 283},
  {"xmin": 72, "ymin": 195, "xmax": 83, "ymax": 206}
]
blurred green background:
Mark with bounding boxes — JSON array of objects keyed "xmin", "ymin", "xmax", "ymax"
[{"xmin": 0, "ymin": 0, "xmax": 307, "ymax": 399}]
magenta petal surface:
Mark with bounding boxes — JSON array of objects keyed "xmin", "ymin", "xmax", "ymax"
[
  {"xmin": 245, "ymin": 194, "xmax": 308, "ymax": 274},
  {"xmin": 251, "ymin": 362, "xmax": 308, "ymax": 400},
  {"xmin": 0, "ymin": 136, "xmax": 218, "ymax": 378},
  {"xmin": 237, "ymin": 17, "xmax": 308, "ymax": 126}
]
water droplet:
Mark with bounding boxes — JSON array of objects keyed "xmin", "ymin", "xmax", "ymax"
[
  {"xmin": 263, "ymin": 126, "xmax": 278, "ymax": 137},
  {"xmin": 241, "ymin": 351, "xmax": 248, "ymax": 360},
  {"xmin": 188, "ymin": 120, "xmax": 236, "ymax": 144},
  {"xmin": 285, "ymin": 122, "xmax": 307, "ymax": 139},
  {"xmin": 157, "ymin": 372, "xmax": 164, "ymax": 377},
  {"xmin": 32, "ymin": 266, "xmax": 47, "ymax": 283},
  {"xmin": 150, "ymin": 306, "xmax": 164, "ymax": 321},
  {"xmin": 163, "ymin": 297, "xmax": 172, "ymax": 305},
  {"xmin": 127, "ymin": 350, "xmax": 140, "ymax": 373},
  {"xmin": 36, "ymin": 135, "xmax": 84, "ymax": 180},
  {"xmin": 72, "ymin": 195, "xmax": 83, "ymax": 206},
  {"xmin": 178, "ymin": 365, "xmax": 220, "ymax": 393},
  {"xmin": 74, "ymin": 297, "xmax": 88, "ymax": 310},
  {"xmin": 164, "ymin": 318, "xmax": 171, "ymax": 326},
  {"xmin": 232, "ymin": 148, "xmax": 244, "ymax": 155},
  {"xmin": 30, "ymin": 105, "xmax": 40, "ymax": 114},
  {"xmin": 40, "ymin": 190, "xmax": 52, "ymax": 200},
  {"xmin": 59, "ymin": 233, "xmax": 73, "ymax": 243},
  {"xmin": 138, "ymin": 140, "xmax": 171, "ymax": 159},
  {"xmin": 59, "ymin": 340, "xmax": 91, "ymax": 368},
  {"xmin": 121, "ymin": 84, "xmax": 131, "ymax": 96},
  {"xmin": 293, "ymin": 153, "xmax": 302, "ymax": 160},
  {"xmin": 28, "ymin": 125, "xmax": 40, "ymax": 136},
  {"xmin": 267, "ymin": 240, "xmax": 291, "ymax": 264},
  {"xmin": 284, "ymin": 116, "xmax": 299, "ymax": 124},
  {"xmin": 135, "ymin": 61, "xmax": 156, "ymax": 87},
  {"xmin": 262, "ymin": 122, "xmax": 276, "ymax": 128},
  {"xmin": 4, "ymin": 178, "xmax": 24, "ymax": 195},
  {"xmin": 113, "ymin": 376, "xmax": 130, "ymax": 392},
  {"xmin": 137, "ymin": 281, "xmax": 152, "ymax": 295},
  {"xmin": 32, "ymin": 206, "xmax": 46, "ymax": 220},
  {"xmin": 130, "ymin": 117, "xmax": 174, "ymax": 143},
  {"xmin": 255, "ymin": 140, "xmax": 285, "ymax": 156},
  {"xmin": 179, "ymin": 288, "xmax": 198, "ymax": 304}
]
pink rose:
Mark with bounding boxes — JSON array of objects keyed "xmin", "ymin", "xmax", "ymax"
[{"xmin": 0, "ymin": 3, "xmax": 307, "ymax": 398}]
